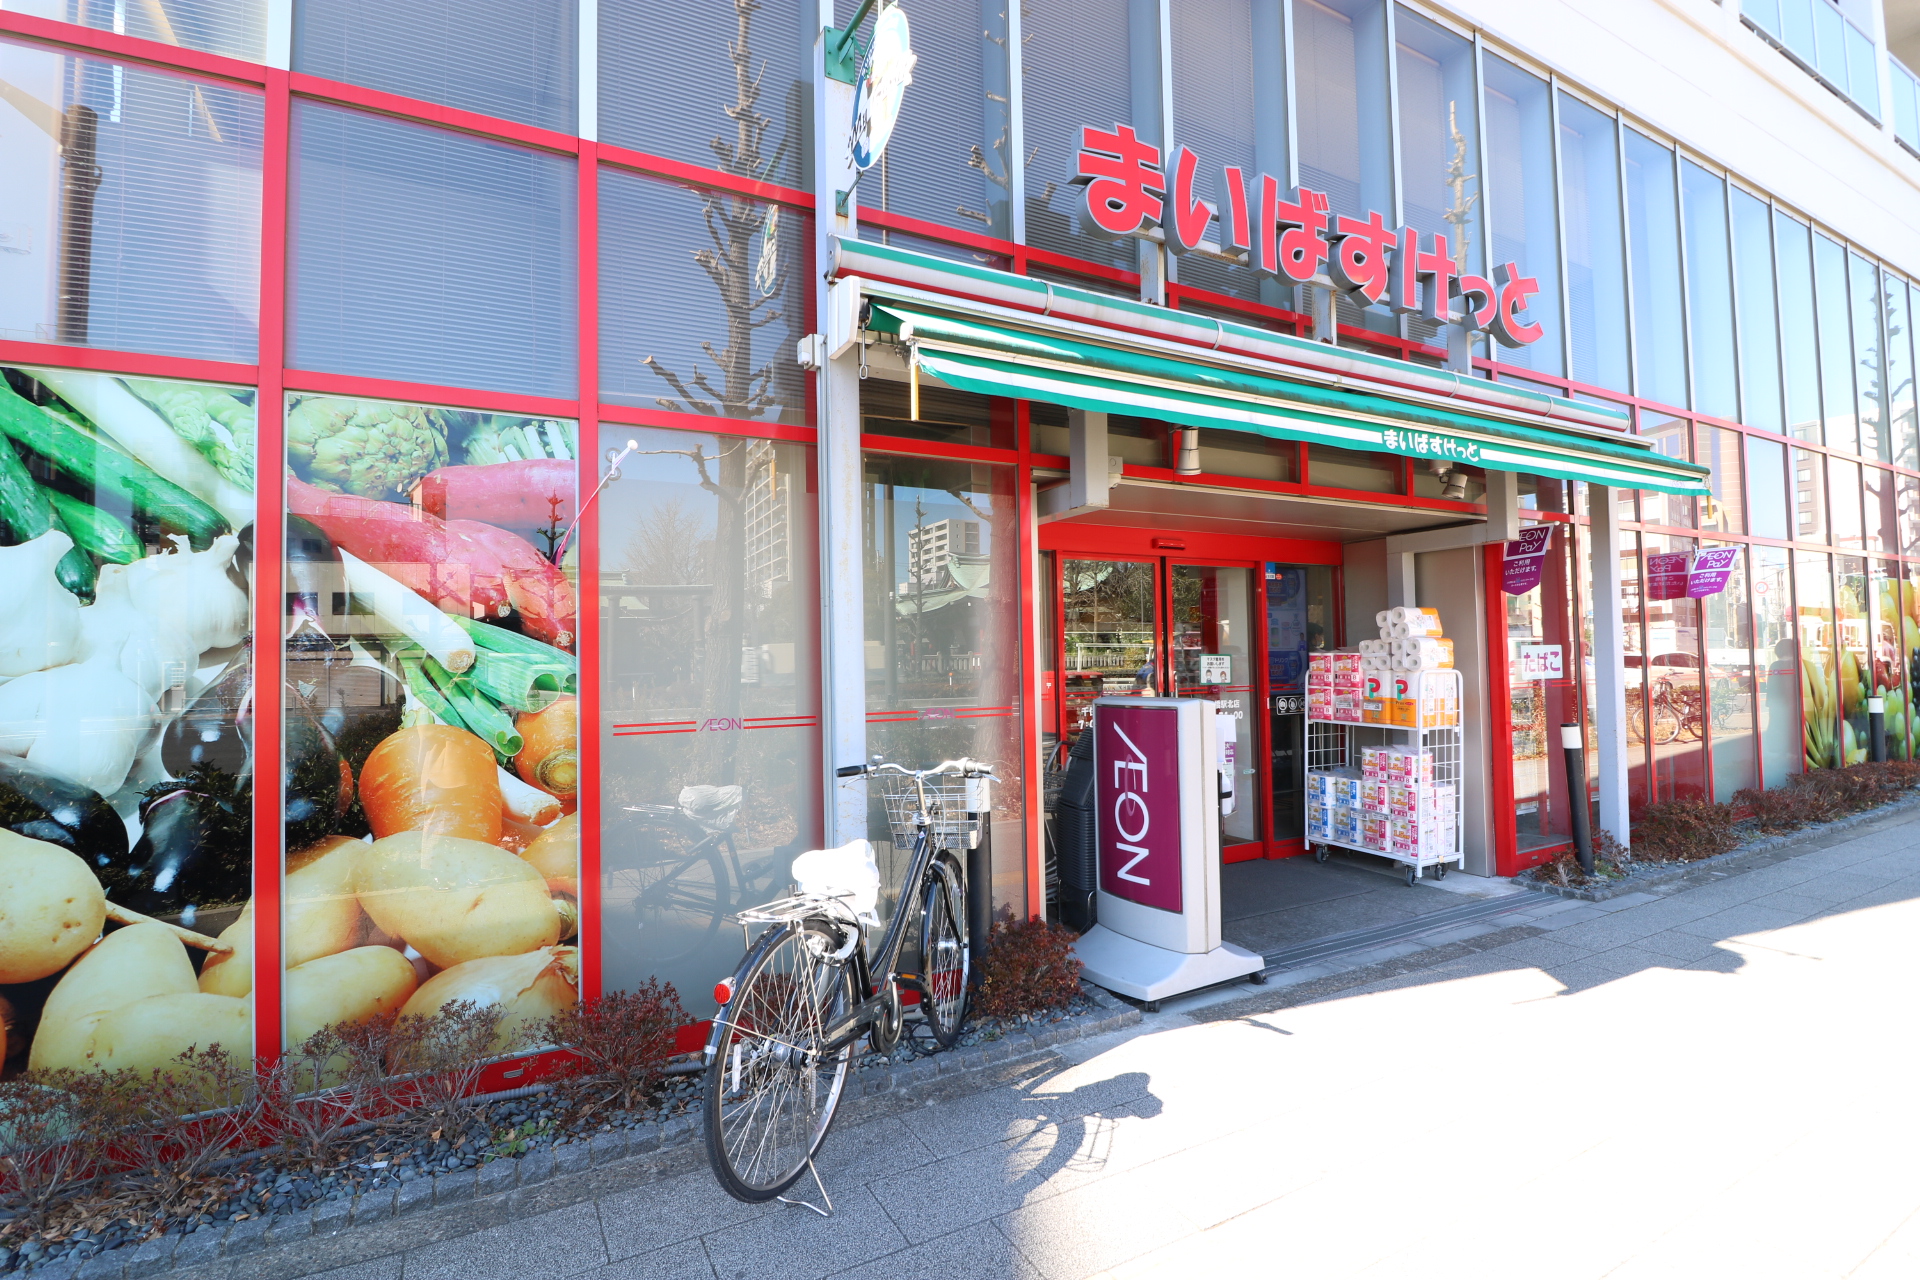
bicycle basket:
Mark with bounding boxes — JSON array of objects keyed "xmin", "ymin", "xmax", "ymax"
[{"xmin": 871, "ymin": 772, "xmax": 988, "ymax": 851}]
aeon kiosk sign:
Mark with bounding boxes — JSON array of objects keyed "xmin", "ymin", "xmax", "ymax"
[
  {"xmin": 1073, "ymin": 124, "xmax": 1546, "ymax": 349},
  {"xmin": 1096, "ymin": 702, "xmax": 1183, "ymax": 913}
]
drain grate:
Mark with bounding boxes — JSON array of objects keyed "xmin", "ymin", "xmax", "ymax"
[{"xmin": 1261, "ymin": 893, "xmax": 1536, "ymax": 973}]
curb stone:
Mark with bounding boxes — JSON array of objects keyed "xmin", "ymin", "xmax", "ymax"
[{"xmin": 1517, "ymin": 790, "xmax": 1920, "ymax": 902}]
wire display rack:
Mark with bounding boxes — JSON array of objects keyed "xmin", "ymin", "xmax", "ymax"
[{"xmin": 1305, "ymin": 668, "xmax": 1464, "ymax": 886}]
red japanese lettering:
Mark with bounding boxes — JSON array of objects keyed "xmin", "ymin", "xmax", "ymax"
[
  {"xmin": 1451, "ymin": 273, "xmax": 1498, "ymax": 331},
  {"xmin": 1388, "ymin": 229, "xmax": 1461, "ymax": 320},
  {"xmin": 1327, "ymin": 211, "xmax": 1395, "ymax": 304},
  {"xmin": 1491, "ymin": 262, "xmax": 1544, "ymax": 347},
  {"xmin": 1220, "ymin": 165, "xmax": 1251, "ymax": 256},
  {"xmin": 1074, "ymin": 124, "xmax": 1165, "ymax": 239},
  {"xmin": 1253, "ymin": 182, "xmax": 1328, "ymax": 283},
  {"xmin": 1163, "ymin": 145, "xmax": 1215, "ymax": 253}
]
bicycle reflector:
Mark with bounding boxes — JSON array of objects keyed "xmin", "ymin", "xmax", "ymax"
[{"xmin": 714, "ymin": 978, "xmax": 735, "ymax": 1006}]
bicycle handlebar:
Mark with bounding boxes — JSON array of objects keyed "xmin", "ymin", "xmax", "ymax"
[{"xmin": 836, "ymin": 757, "xmax": 1000, "ymax": 782}]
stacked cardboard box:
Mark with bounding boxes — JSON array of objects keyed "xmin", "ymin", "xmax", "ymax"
[{"xmin": 1361, "ymin": 747, "xmax": 1456, "ymax": 859}]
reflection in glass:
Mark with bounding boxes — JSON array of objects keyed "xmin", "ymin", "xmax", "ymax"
[
  {"xmin": 599, "ymin": 171, "xmax": 807, "ymax": 425},
  {"xmin": 1507, "ymin": 531, "xmax": 1579, "ymax": 851},
  {"xmin": 1482, "ymin": 55, "xmax": 1563, "ymax": 374},
  {"xmin": 0, "ymin": 366, "xmax": 255, "ymax": 1079},
  {"xmin": 1638, "ymin": 415, "xmax": 1692, "ymax": 529},
  {"xmin": 1887, "ymin": 275, "xmax": 1918, "ymax": 470},
  {"xmin": 1558, "ymin": 93, "xmax": 1627, "ymax": 392},
  {"xmin": 10, "ymin": 0, "xmax": 265, "ymax": 61},
  {"xmin": 1701, "ymin": 544, "xmax": 1755, "ymax": 801},
  {"xmin": 1266, "ymin": 564, "xmax": 1332, "ymax": 843},
  {"xmin": 1814, "ymin": 233, "xmax": 1856, "ymax": 453},
  {"xmin": 1793, "ymin": 447, "xmax": 1827, "ymax": 543},
  {"xmin": 1835, "ymin": 555, "xmax": 1869, "ymax": 766},
  {"xmin": 1169, "ymin": 0, "xmax": 1277, "ymax": 306},
  {"xmin": 1680, "ymin": 161, "xmax": 1736, "ymax": 421},
  {"xmin": 1849, "ymin": 253, "xmax": 1888, "ymax": 461},
  {"xmin": 1699, "ymin": 426, "xmax": 1745, "ymax": 535},
  {"xmin": 1828, "ymin": 456, "xmax": 1863, "ymax": 549},
  {"xmin": 1172, "ymin": 565, "xmax": 1259, "ymax": 846},
  {"xmin": 1865, "ymin": 467, "xmax": 1897, "ymax": 554},
  {"xmin": 1021, "ymin": 0, "xmax": 1143, "ymax": 271},
  {"xmin": 1060, "ymin": 558, "xmax": 1159, "ymax": 744},
  {"xmin": 1624, "ymin": 131, "xmax": 1685, "ymax": 408},
  {"xmin": 1869, "ymin": 560, "xmax": 1910, "ymax": 761},
  {"xmin": 1643, "ymin": 533, "xmax": 1704, "ymax": 801},
  {"xmin": 1749, "ymin": 546, "xmax": 1798, "ymax": 786},
  {"xmin": 600, "ymin": 428, "xmax": 816, "ymax": 1011},
  {"xmin": 1298, "ymin": 0, "xmax": 1395, "ymax": 335},
  {"xmin": 1776, "ymin": 212, "xmax": 1823, "ymax": 442},
  {"xmin": 1795, "ymin": 550, "xmax": 1838, "ymax": 768},
  {"xmin": 0, "ymin": 41, "xmax": 262, "ymax": 361},
  {"xmin": 864, "ymin": 457, "xmax": 1025, "ymax": 919},
  {"xmin": 1731, "ymin": 189, "xmax": 1783, "ymax": 433},
  {"xmin": 1746, "ymin": 436, "xmax": 1790, "ymax": 541},
  {"xmin": 1395, "ymin": 7, "xmax": 1480, "ymax": 354}
]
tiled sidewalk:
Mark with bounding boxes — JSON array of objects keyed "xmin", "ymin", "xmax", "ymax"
[{"xmin": 167, "ymin": 800, "xmax": 1920, "ymax": 1280}]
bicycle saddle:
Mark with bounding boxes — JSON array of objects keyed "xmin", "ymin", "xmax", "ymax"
[
  {"xmin": 678, "ymin": 784, "xmax": 744, "ymax": 832},
  {"xmin": 789, "ymin": 838, "xmax": 881, "ymax": 923}
]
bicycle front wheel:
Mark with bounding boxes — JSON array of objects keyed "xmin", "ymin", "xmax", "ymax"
[
  {"xmin": 703, "ymin": 919, "xmax": 856, "ymax": 1202},
  {"xmin": 918, "ymin": 854, "xmax": 970, "ymax": 1049},
  {"xmin": 1652, "ymin": 700, "xmax": 1683, "ymax": 745}
]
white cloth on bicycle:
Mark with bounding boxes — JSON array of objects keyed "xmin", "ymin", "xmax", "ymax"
[
  {"xmin": 790, "ymin": 839, "xmax": 881, "ymax": 924},
  {"xmin": 677, "ymin": 784, "xmax": 743, "ymax": 832}
]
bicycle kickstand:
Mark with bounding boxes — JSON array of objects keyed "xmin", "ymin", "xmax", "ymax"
[{"xmin": 776, "ymin": 1159, "xmax": 835, "ymax": 1218}]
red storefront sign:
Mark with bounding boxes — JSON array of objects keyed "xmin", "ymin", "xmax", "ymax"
[
  {"xmin": 1096, "ymin": 702, "xmax": 1184, "ymax": 913},
  {"xmin": 1074, "ymin": 125, "xmax": 1545, "ymax": 348}
]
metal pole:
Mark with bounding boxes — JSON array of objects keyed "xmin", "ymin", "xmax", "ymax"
[
  {"xmin": 1561, "ymin": 722, "xmax": 1593, "ymax": 873},
  {"xmin": 1870, "ymin": 694, "xmax": 1887, "ymax": 762},
  {"xmin": 968, "ymin": 820, "xmax": 993, "ymax": 976}
]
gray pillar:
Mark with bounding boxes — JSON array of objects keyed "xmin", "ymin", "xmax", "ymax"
[
  {"xmin": 1385, "ymin": 549, "xmax": 1416, "ymax": 610},
  {"xmin": 814, "ymin": 5, "xmax": 867, "ymax": 844},
  {"xmin": 1588, "ymin": 484, "xmax": 1630, "ymax": 851}
]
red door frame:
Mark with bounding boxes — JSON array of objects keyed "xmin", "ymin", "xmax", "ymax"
[{"xmin": 1038, "ymin": 520, "xmax": 1342, "ymax": 861}]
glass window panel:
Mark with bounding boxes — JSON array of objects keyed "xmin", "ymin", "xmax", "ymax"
[
  {"xmin": 1023, "ymin": 0, "xmax": 1151, "ymax": 271},
  {"xmin": 598, "ymin": 0, "xmax": 807, "ymax": 191},
  {"xmin": 864, "ymin": 0, "xmax": 1012, "ymax": 240},
  {"xmin": 1169, "ymin": 0, "xmax": 1286, "ymax": 307},
  {"xmin": 1297, "ymin": 0, "xmax": 1394, "ymax": 335},
  {"xmin": 1195, "ymin": 427, "xmax": 1297, "ymax": 481},
  {"xmin": 1836, "ymin": 554, "xmax": 1869, "ymax": 763},
  {"xmin": 1888, "ymin": 275, "xmax": 1918, "ymax": 470},
  {"xmin": 0, "ymin": 366, "xmax": 257, "ymax": 1072},
  {"xmin": 1904, "ymin": 566, "xmax": 1920, "ymax": 761},
  {"xmin": 598, "ymin": 169, "xmax": 807, "ymax": 425},
  {"xmin": 1793, "ymin": 446, "xmax": 1827, "ymax": 543},
  {"xmin": 1702, "ymin": 543, "xmax": 1755, "ymax": 801},
  {"xmin": 864, "ymin": 456, "xmax": 1026, "ymax": 918},
  {"xmin": 1172, "ymin": 565, "xmax": 1260, "ymax": 845},
  {"xmin": 1557, "ymin": 93, "xmax": 1627, "ymax": 392},
  {"xmin": 1730, "ymin": 189, "xmax": 1782, "ymax": 433},
  {"xmin": 1870, "ymin": 560, "xmax": 1909, "ymax": 762},
  {"xmin": 1307, "ymin": 442, "xmax": 1399, "ymax": 492},
  {"xmin": 1828, "ymin": 455, "xmax": 1863, "ymax": 549},
  {"xmin": 598, "ymin": 424, "xmax": 817, "ymax": 1009},
  {"xmin": 1795, "ymin": 550, "xmax": 1838, "ymax": 768},
  {"xmin": 288, "ymin": 102, "xmax": 576, "ymax": 399},
  {"xmin": 1849, "ymin": 253, "xmax": 1889, "ymax": 461},
  {"xmin": 9, "ymin": 0, "xmax": 263, "ymax": 61},
  {"xmin": 1699, "ymin": 425, "xmax": 1745, "ymax": 535},
  {"xmin": 294, "ymin": 0, "xmax": 574, "ymax": 133},
  {"xmin": 1680, "ymin": 161, "xmax": 1736, "ymax": 421},
  {"xmin": 1394, "ymin": 6, "xmax": 1480, "ymax": 352},
  {"xmin": 1865, "ymin": 466, "xmax": 1897, "ymax": 553},
  {"xmin": 1061, "ymin": 557, "xmax": 1159, "ymax": 741},
  {"xmin": 1902, "ymin": 472, "xmax": 1920, "ymax": 558},
  {"xmin": 1505, "ymin": 528, "xmax": 1579, "ymax": 852},
  {"xmin": 1814, "ymin": 232, "xmax": 1856, "ymax": 453},
  {"xmin": 1639, "ymin": 413, "xmax": 1693, "ymax": 528},
  {"xmin": 1750, "ymin": 544, "xmax": 1798, "ymax": 785},
  {"xmin": 859, "ymin": 377, "xmax": 1013, "ymax": 450},
  {"xmin": 1775, "ymin": 211, "xmax": 1822, "ymax": 441},
  {"xmin": 1623, "ymin": 130, "xmax": 1686, "ymax": 408},
  {"xmin": 0, "ymin": 40, "xmax": 262, "ymax": 362},
  {"xmin": 1265, "ymin": 563, "xmax": 1333, "ymax": 842},
  {"xmin": 1482, "ymin": 54, "xmax": 1562, "ymax": 375},
  {"xmin": 1643, "ymin": 532, "xmax": 1705, "ymax": 801},
  {"xmin": 1746, "ymin": 435, "xmax": 1790, "ymax": 540}
]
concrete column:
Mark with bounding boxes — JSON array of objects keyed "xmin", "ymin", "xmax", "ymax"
[
  {"xmin": 1588, "ymin": 484, "xmax": 1630, "ymax": 850},
  {"xmin": 1385, "ymin": 548, "xmax": 1416, "ymax": 610},
  {"xmin": 814, "ymin": 5, "xmax": 867, "ymax": 844}
]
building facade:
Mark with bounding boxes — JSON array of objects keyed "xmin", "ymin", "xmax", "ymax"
[{"xmin": 0, "ymin": 0, "xmax": 1916, "ymax": 1076}]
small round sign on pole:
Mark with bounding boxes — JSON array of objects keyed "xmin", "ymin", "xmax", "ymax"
[{"xmin": 851, "ymin": 3, "xmax": 915, "ymax": 172}]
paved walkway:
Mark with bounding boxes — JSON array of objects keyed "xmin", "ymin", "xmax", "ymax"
[{"xmin": 286, "ymin": 805, "xmax": 1920, "ymax": 1280}]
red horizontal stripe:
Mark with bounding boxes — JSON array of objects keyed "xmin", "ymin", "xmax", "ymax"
[
  {"xmin": 284, "ymin": 369, "xmax": 578, "ymax": 418},
  {"xmin": 0, "ymin": 339, "xmax": 258, "ymax": 384},
  {"xmin": 597, "ymin": 142, "xmax": 813, "ymax": 210}
]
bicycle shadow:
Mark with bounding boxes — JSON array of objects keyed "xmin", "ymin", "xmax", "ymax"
[{"xmin": 992, "ymin": 1067, "xmax": 1163, "ymax": 1197}]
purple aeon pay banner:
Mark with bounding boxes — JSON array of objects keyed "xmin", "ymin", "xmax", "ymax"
[
  {"xmin": 1096, "ymin": 702, "xmax": 1184, "ymax": 913},
  {"xmin": 1646, "ymin": 551, "xmax": 1691, "ymax": 601},
  {"xmin": 1687, "ymin": 548, "xmax": 1739, "ymax": 598},
  {"xmin": 1501, "ymin": 525, "xmax": 1553, "ymax": 595}
]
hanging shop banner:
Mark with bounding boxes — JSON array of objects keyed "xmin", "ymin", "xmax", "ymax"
[
  {"xmin": 1646, "ymin": 552, "xmax": 1691, "ymax": 601},
  {"xmin": 1073, "ymin": 125, "xmax": 1544, "ymax": 348},
  {"xmin": 1501, "ymin": 524, "xmax": 1555, "ymax": 595},
  {"xmin": 1686, "ymin": 547, "xmax": 1739, "ymax": 598}
]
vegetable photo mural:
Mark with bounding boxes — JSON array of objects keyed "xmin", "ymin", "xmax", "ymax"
[
  {"xmin": 0, "ymin": 366, "xmax": 257, "ymax": 1081},
  {"xmin": 278, "ymin": 393, "xmax": 581, "ymax": 1055}
]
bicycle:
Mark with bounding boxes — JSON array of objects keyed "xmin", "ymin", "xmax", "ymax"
[{"xmin": 700, "ymin": 756, "xmax": 993, "ymax": 1210}]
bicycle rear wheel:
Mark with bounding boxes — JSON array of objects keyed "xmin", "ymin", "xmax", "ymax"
[
  {"xmin": 703, "ymin": 919, "xmax": 856, "ymax": 1202},
  {"xmin": 917, "ymin": 855, "xmax": 970, "ymax": 1049}
]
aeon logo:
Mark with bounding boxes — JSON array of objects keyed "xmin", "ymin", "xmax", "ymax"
[
  {"xmin": 1109, "ymin": 725, "xmax": 1154, "ymax": 886},
  {"xmin": 1096, "ymin": 703, "xmax": 1183, "ymax": 914}
]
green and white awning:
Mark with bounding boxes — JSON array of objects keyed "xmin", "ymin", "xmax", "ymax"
[{"xmin": 864, "ymin": 302, "xmax": 1712, "ymax": 497}]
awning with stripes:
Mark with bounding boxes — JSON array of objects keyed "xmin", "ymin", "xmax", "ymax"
[{"xmin": 865, "ymin": 302, "xmax": 1711, "ymax": 497}]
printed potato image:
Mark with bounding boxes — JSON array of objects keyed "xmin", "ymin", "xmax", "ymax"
[
  {"xmin": 284, "ymin": 945, "xmax": 419, "ymax": 1047},
  {"xmin": 286, "ymin": 834, "xmax": 371, "ymax": 966},
  {"xmin": 399, "ymin": 945, "xmax": 578, "ymax": 1054},
  {"xmin": 518, "ymin": 812, "xmax": 577, "ymax": 897},
  {"xmin": 0, "ymin": 991, "xmax": 12, "ymax": 1062},
  {"xmin": 88, "ymin": 992, "xmax": 251, "ymax": 1074},
  {"xmin": 354, "ymin": 830, "xmax": 561, "ymax": 969},
  {"xmin": 0, "ymin": 828, "xmax": 107, "ymax": 983},
  {"xmin": 29, "ymin": 922, "xmax": 198, "ymax": 1071},
  {"xmin": 197, "ymin": 904, "xmax": 253, "ymax": 997}
]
